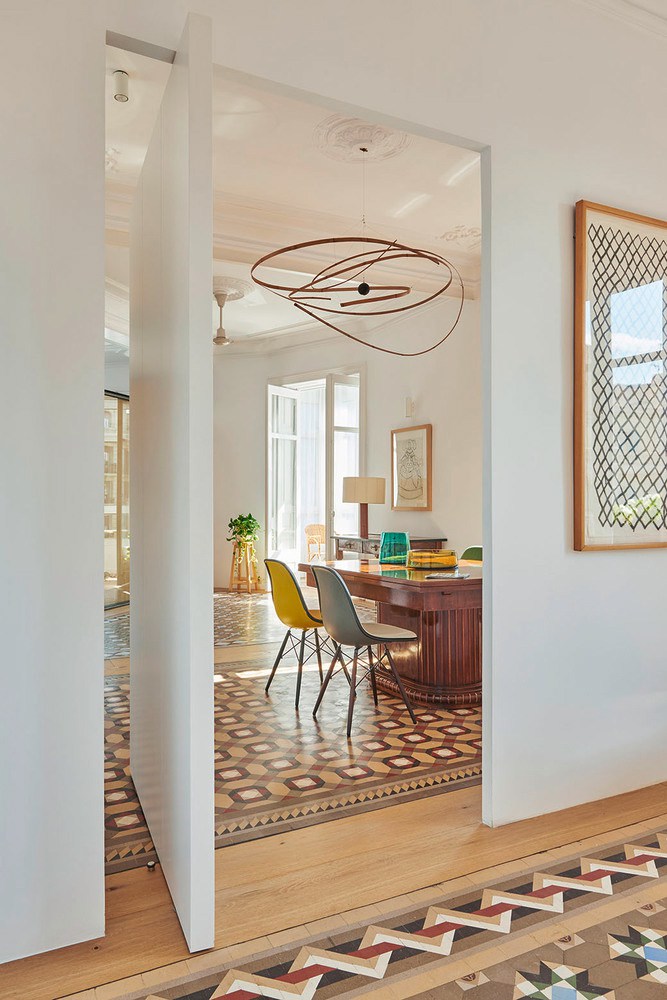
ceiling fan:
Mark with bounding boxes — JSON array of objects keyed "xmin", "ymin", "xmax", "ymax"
[
  {"xmin": 212, "ymin": 277, "xmax": 254, "ymax": 347},
  {"xmin": 212, "ymin": 287, "xmax": 234, "ymax": 347}
]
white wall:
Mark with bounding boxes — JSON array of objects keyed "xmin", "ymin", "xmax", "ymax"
[
  {"xmin": 213, "ymin": 300, "xmax": 482, "ymax": 587},
  {"xmin": 0, "ymin": 11, "xmax": 653, "ymax": 941},
  {"xmin": 130, "ymin": 14, "xmax": 215, "ymax": 952},
  {"xmin": 111, "ymin": 0, "xmax": 667, "ymax": 827},
  {"xmin": 0, "ymin": 0, "xmax": 105, "ymax": 962}
]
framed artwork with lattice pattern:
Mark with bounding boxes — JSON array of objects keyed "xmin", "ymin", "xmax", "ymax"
[{"xmin": 575, "ymin": 201, "xmax": 667, "ymax": 549}]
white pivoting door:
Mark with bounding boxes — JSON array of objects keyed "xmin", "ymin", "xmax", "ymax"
[{"xmin": 130, "ymin": 13, "xmax": 214, "ymax": 952}]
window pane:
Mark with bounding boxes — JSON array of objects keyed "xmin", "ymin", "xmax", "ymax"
[
  {"xmin": 333, "ymin": 429, "xmax": 359, "ymax": 535},
  {"xmin": 334, "ymin": 380, "xmax": 359, "ymax": 428},
  {"xmin": 272, "ymin": 393, "xmax": 296, "ymax": 435},
  {"xmin": 297, "ymin": 385, "xmax": 326, "ymax": 561},
  {"xmin": 270, "ymin": 436, "xmax": 297, "ymax": 557}
]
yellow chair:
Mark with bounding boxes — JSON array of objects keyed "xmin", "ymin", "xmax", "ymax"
[{"xmin": 264, "ymin": 558, "xmax": 328, "ymax": 708}]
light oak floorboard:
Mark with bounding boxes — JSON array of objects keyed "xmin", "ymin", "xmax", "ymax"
[{"xmin": 1, "ymin": 779, "xmax": 666, "ymax": 999}]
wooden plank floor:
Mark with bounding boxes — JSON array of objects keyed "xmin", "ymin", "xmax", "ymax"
[{"xmin": 1, "ymin": 779, "xmax": 666, "ymax": 999}]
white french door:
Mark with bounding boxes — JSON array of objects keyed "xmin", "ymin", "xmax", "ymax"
[
  {"xmin": 328, "ymin": 373, "xmax": 361, "ymax": 542},
  {"xmin": 130, "ymin": 13, "xmax": 214, "ymax": 952},
  {"xmin": 267, "ymin": 385, "xmax": 298, "ymax": 562},
  {"xmin": 267, "ymin": 371, "xmax": 362, "ymax": 563}
]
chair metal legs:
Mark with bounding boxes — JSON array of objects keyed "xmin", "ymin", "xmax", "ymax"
[
  {"xmin": 312, "ymin": 645, "xmax": 344, "ymax": 716},
  {"xmin": 314, "ymin": 629, "xmax": 324, "ymax": 683},
  {"xmin": 266, "ymin": 627, "xmax": 327, "ymax": 708},
  {"xmin": 295, "ymin": 630, "xmax": 307, "ymax": 709},
  {"xmin": 367, "ymin": 645, "xmax": 379, "ymax": 706},
  {"xmin": 313, "ymin": 641, "xmax": 417, "ymax": 734},
  {"xmin": 265, "ymin": 629, "xmax": 291, "ymax": 693},
  {"xmin": 346, "ymin": 650, "xmax": 359, "ymax": 737},
  {"xmin": 384, "ymin": 646, "xmax": 417, "ymax": 723}
]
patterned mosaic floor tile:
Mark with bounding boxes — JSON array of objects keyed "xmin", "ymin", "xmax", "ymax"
[
  {"xmin": 104, "ymin": 589, "xmax": 377, "ymax": 658},
  {"xmin": 105, "ymin": 657, "xmax": 482, "ymax": 873},
  {"xmin": 102, "ymin": 827, "xmax": 667, "ymax": 1000}
]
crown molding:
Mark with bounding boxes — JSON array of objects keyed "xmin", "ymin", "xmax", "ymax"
[
  {"xmin": 105, "ymin": 181, "xmax": 481, "ymax": 290},
  {"xmin": 215, "ymin": 324, "xmax": 340, "ymax": 359},
  {"xmin": 105, "ymin": 278, "xmax": 129, "ymax": 336},
  {"xmin": 571, "ymin": 0, "xmax": 667, "ymax": 37}
]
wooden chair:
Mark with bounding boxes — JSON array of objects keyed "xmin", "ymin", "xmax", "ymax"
[
  {"xmin": 264, "ymin": 559, "xmax": 327, "ymax": 709},
  {"xmin": 312, "ymin": 564, "xmax": 417, "ymax": 737},
  {"xmin": 305, "ymin": 523, "xmax": 326, "ymax": 562}
]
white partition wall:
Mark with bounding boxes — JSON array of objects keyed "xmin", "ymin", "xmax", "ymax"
[
  {"xmin": 130, "ymin": 13, "xmax": 214, "ymax": 952},
  {"xmin": 0, "ymin": 0, "xmax": 105, "ymax": 963}
]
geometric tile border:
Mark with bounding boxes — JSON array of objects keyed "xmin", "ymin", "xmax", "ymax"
[{"xmin": 93, "ymin": 823, "xmax": 667, "ymax": 1000}]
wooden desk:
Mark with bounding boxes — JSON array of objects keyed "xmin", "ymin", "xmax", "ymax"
[
  {"xmin": 300, "ymin": 559, "xmax": 482, "ymax": 706},
  {"xmin": 333, "ymin": 534, "xmax": 448, "ymax": 560}
]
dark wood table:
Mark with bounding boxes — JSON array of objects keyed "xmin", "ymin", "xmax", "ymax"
[
  {"xmin": 332, "ymin": 534, "xmax": 448, "ymax": 560},
  {"xmin": 299, "ymin": 559, "xmax": 482, "ymax": 706}
]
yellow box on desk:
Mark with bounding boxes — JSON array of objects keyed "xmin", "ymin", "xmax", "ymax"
[{"xmin": 406, "ymin": 549, "xmax": 458, "ymax": 570}]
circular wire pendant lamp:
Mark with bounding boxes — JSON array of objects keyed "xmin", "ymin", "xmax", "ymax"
[{"xmin": 251, "ymin": 144, "xmax": 465, "ymax": 357}]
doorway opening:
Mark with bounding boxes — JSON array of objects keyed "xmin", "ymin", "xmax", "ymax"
[
  {"xmin": 102, "ymin": 28, "xmax": 488, "ymax": 951},
  {"xmin": 267, "ymin": 369, "xmax": 362, "ymax": 565}
]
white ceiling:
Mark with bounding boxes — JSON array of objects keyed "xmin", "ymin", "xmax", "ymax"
[
  {"xmin": 105, "ymin": 46, "xmax": 171, "ymax": 182},
  {"xmin": 211, "ymin": 75, "xmax": 481, "ymax": 243},
  {"xmin": 104, "ymin": 48, "xmax": 481, "ymax": 350}
]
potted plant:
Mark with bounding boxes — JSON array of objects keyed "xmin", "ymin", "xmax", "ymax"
[{"xmin": 227, "ymin": 513, "xmax": 262, "ymax": 586}]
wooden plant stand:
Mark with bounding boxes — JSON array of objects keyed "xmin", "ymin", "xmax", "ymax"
[{"xmin": 229, "ymin": 541, "xmax": 260, "ymax": 593}]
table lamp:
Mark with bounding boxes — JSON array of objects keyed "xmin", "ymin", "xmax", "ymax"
[{"xmin": 342, "ymin": 476, "xmax": 386, "ymax": 539}]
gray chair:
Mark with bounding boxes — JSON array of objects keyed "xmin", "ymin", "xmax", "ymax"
[{"xmin": 311, "ymin": 564, "xmax": 417, "ymax": 736}]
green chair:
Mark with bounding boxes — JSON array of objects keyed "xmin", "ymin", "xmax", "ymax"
[
  {"xmin": 460, "ymin": 545, "xmax": 483, "ymax": 562},
  {"xmin": 379, "ymin": 531, "xmax": 410, "ymax": 565}
]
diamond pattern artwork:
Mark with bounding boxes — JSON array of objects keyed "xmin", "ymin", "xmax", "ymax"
[
  {"xmin": 588, "ymin": 222, "xmax": 667, "ymax": 532},
  {"xmin": 105, "ymin": 659, "xmax": 481, "ymax": 873},
  {"xmin": 114, "ymin": 826, "xmax": 667, "ymax": 1000}
]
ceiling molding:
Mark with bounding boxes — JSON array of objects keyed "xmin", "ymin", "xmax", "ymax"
[
  {"xmin": 571, "ymin": 0, "xmax": 667, "ymax": 37},
  {"xmin": 105, "ymin": 182, "xmax": 481, "ymax": 290},
  {"xmin": 105, "ymin": 278, "xmax": 129, "ymax": 336},
  {"xmin": 215, "ymin": 325, "xmax": 340, "ymax": 359}
]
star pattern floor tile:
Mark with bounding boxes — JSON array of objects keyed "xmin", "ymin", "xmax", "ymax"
[{"xmin": 105, "ymin": 658, "xmax": 481, "ymax": 873}]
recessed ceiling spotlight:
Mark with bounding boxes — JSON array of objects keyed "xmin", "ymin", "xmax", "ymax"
[{"xmin": 112, "ymin": 69, "xmax": 129, "ymax": 103}]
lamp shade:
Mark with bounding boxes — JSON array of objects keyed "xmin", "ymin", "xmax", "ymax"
[{"xmin": 342, "ymin": 476, "xmax": 386, "ymax": 505}]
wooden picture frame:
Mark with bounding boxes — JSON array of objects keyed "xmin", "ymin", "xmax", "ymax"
[
  {"xmin": 574, "ymin": 200, "xmax": 667, "ymax": 550},
  {"xmin": 391, "ymin": 424, "xmax": 432, "ymax": 511}
]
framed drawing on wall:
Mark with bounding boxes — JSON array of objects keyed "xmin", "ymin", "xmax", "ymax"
[
  {"xmin": 574, "ymin": 200, "xmax": 667, "ymax": 550},
  {"xmin": 391, "ymin": 423, "xmax": 432, "ymax": 511}
]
